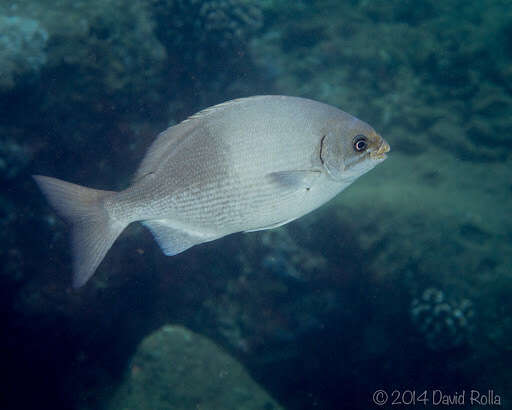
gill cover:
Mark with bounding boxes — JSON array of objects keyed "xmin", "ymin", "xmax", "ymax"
[{"xmin": 321, "ymin": 130, "xmax": 347, "ymax": 181}]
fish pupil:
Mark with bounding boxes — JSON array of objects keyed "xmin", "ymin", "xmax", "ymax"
[{"xmin": 353, "ymin": 135, "xmax": 368, "ymax": 152}]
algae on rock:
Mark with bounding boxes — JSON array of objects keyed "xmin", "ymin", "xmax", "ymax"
[{"xmin": 107, "ymin": 325, "xmax": 282, "ymax": 410}]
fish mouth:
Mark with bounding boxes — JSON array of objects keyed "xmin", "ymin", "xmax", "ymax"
[{"xmin": 370, "ymin": 139, "xmax": 390, "ymax": 160}]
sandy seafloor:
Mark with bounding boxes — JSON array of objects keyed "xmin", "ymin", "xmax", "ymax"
[{"xmin": 1, "ymin": 0, "xmax": 511, "ymax": 409}]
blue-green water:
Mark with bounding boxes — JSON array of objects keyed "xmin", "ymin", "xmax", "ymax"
[{"xmin": 1, "ymin": 0, "xmax": 511, "ymax": 409}]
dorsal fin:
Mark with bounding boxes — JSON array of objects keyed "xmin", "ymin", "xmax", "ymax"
[
  {"xmin": 133, "ymin": 96, "xmax": 270, "ymax": 183},
  {"xmin": 180, "ymin": 96, "xmax": 265, "ymax": 124},
  {"xmin": 132, "ymin": 121, "xmax": 194, "ymax": 183}
]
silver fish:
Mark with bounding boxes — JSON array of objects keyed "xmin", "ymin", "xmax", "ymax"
[{"xmin": 34, "ymin": 95, "xmax": 390, "ymax": 288}]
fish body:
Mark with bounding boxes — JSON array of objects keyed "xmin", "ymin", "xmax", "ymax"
[{"xmin": 34, "ymin": 96, "xmax": 390, "ymax": 287}]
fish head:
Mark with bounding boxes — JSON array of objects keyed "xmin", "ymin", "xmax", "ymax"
[{"xmin": 321, "ymin": 116, "xmax": 390, "ymax": 182}]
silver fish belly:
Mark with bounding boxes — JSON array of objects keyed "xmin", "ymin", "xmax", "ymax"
[{"xmin": 33, "ymin": 95, "xmax": 390, "ymax": 287}]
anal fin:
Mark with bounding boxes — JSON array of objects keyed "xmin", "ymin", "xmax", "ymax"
[{"xmin": 142, "ymin": 219, "xmax": 216, "ymax": 256}]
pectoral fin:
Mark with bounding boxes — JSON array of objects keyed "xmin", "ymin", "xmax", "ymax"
[
  {"xmin": 244, "ymin": 217, "xmax": 298, "ymax": 233},
  {"xmin": 266, "ymin": 170, "xmax": 321, "ymax": 192},
  {"xmin": 246, "ymin": 170, "xmax": 321, "ymax": 233}
]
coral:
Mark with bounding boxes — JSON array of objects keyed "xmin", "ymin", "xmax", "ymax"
[
  {"xmin": 410, "ymin": 288, "xmax": 474, "ymax": 351},
  {"xmin": 0, "ymin": 15, "xmax": 48, "ymax": 90},
  {"xmin": 151, "ymin": 0, "xmax": 263, "ymax": 75},
  {"xmin": 152, "ymin": 0, "xmax": 263, "ymax": 50}
]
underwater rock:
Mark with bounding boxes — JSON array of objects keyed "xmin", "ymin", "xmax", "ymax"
[
  {"xmin": 410, "ymin": 288, "xmax": 474, "ymax": 351},
  {"xmin": 107, "ymin": 325, "xmax": 282, "ymax": 410},
  {"xmin": 0, "ymin": 15, "xmax": 48, "ymax": 90}
]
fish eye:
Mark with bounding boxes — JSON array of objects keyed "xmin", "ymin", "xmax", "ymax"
[{"xmin": 353, "ymin": 135, "xmax": 368, "ymax": 152}]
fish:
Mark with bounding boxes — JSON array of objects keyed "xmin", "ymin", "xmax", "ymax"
[{"xmin": 33, "ymin": 95, "xmax": 390, "ymax": 288}]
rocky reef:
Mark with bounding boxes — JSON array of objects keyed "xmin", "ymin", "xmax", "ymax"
[{"xmin": 1, "ymin": 0, "xmax": 511, "ymax": 409}]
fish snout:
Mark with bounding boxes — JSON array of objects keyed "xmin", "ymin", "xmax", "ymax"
[{"xmin": 371, "ymin": 139, "xmax": 390, "ymax": 160}]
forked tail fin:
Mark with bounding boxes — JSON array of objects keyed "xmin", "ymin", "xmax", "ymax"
[{"xmin": 33, "ymin": 175, "xmax": 127, "ymax": 288}]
